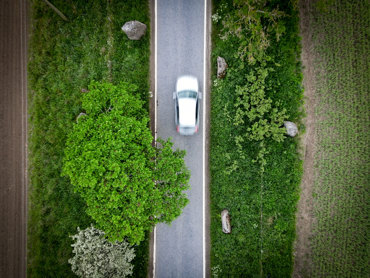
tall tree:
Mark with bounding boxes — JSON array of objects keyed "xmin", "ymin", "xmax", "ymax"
[{"xmin": 63, "ymin": 82, "xmax": 190, "ymax": 244}]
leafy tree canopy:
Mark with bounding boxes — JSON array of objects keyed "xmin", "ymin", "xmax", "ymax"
[{"xmin": 63, "ymin": 82, "xmax": 190, "ymax": 244}]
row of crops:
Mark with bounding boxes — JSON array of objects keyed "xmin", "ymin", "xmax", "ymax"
[{"xmin": 308, "ymin": 0, "xmax": 370, "ymax": 276}]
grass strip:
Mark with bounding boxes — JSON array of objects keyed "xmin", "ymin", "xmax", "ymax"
[
  {"xmin": 27, "ymin": 0, "xmax": 150, "ymax": 276},
  {"xmin": 210, "ymin": 0, "xmax": 303, "ymax": 276}
]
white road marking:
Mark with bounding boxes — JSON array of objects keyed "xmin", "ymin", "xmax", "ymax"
[
  {"xmin": 202, "ymin": 0, "xmax": 207, "ymax": 277},
  {"xmin": 153, "ymin": 0, "xmax": 158, "ymax": 277}
]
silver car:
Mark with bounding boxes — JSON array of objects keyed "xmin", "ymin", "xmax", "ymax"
[{"xmin": 173, "ymin": 75, "xmax": 202, "ymax": 135}]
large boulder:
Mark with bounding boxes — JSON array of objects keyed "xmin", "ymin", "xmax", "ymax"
[
  {"xmin": 284, "ymin": 121, "xmax": 298, "ymax": 137},
  {"xmin": 121, "ymin": 20, "xmax": 147, "ymax": 40},
  {"xmin": 217, "ymin": 56, "xmax": 228, "ymax": 79},
  {"xmin": 221, "ymin": 209, "xmax": 231, "ymax": 234}
]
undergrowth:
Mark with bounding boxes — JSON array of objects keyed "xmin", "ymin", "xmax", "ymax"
[
  {"xmin": 27, "ymin": 0, "xmax": 150, "ymax": 277},
  {"xmin": 210, "ymin": 0, "xmax": 303, "ymax": 276}
]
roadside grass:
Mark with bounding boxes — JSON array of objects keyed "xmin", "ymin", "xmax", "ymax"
[
  {"xmin": 210, "ymin": 0, "xmax": 303, "ymax": 276},
  {"xmin": 308, "ymin": 0, "xmax": 370, "ymax": 276},
  {"xmin": 27, "ymin": 0, "xmax": 150, "ymax": 276}
]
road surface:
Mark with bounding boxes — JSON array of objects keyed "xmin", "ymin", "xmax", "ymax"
[
  {"xmin": 154, "ymin": 0, "xmax": 209, "ymax": 277},
  {"xmin": 0, "ymin": 0, "xmax": 28, "ymax": 277}
]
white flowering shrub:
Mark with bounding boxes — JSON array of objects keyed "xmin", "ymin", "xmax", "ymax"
[{"xmin": 69, "ymin": 226, "xmax": 135, "ymax": 278}]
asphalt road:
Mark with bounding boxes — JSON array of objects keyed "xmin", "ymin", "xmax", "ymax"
[
  {"xmin": 154, "ymin": 0, "xmax": 207, "ymax": 277},
  {"xmin": 0, "ymin": 0, "xmax": 28, "ymax": 277}
]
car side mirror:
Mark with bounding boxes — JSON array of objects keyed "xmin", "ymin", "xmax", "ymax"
[
  {"xmin": 173, "ymin": 92, "xmax": 177, "ymax": 99},
  {"xmin": 198, "ymin": 92, "xmax": 202, "ymax": 99}
]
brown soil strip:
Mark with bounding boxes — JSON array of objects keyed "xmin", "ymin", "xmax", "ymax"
[
  {"xmin": 293, "ymin": 0, "xmax": 315, "ymax": 277},
  {"xmin": 0, "ymin": 0, "xmax": 28, "ymax": 277}
]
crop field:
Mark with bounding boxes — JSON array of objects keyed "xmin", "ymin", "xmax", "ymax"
[
  {"xmin": 27, "ymin": 0, "xmax": 150, "ymax": 276},
  {"xmin": 210, "ymin": 0, "xmax": 303, "ymax": 277},
  {"xmin": 307, "ymin": 0, "xmax": 370, "ymax": 276}
]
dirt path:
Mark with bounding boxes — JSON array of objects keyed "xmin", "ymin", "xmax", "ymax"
[
  {"xmin": 293, "ymin": 0, "xmax": 315, "ymax": 277},
  {"xmin": 0, "ymin": 0, "xmax": 28, "ymax": 277}
]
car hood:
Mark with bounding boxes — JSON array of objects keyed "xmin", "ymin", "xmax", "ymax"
[{"xmin": 176, "ymin": 75, "xmax": 199, "ymax": 92}]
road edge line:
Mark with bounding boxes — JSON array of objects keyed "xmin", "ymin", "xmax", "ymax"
[
  {"xmin": 153, "ymin": 0, "xmax": 158, "ymax": 277},
  {"xmin": 203, "ymin": 0, "xmax": 207, "ymax": 277}
]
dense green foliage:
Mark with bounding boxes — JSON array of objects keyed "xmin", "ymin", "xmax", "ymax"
[
  {"xmin": 27, "ymin": 0, "xmax": 151, "ymax": 276},
  {"xmin": 63, "ymin": 82, "xmax": 189, "ymax": 244},
  {"xmin": 210, "ymin": 0, "xmax": 303, "ymax": 276},
  {"xmin": 307, "ymin": 0, "xmax": 370, "ymax": 276}
]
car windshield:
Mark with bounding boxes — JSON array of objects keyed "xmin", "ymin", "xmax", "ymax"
[{"xmin": 178, "ymin": 90, "xmax": 197, "ymax": 99}]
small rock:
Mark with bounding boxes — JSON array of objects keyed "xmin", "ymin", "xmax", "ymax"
[
  {"xmin": 121, "ymin": 20, "xmax": 147, "ymax": 40},
  {"xmin": 217, "ymin": 56, "xmax": 228, "ymax": 79},
  {"xmin": 284, "ymin": 121, "xmax": 298, "ymax": 137},
  {"xmin": 80, "ymin": 88, "xmax": 89, "ymax": 93},
  {"xmin": 221, "ymin": 209, "xmax": 231, "ymax": 234},
  {"xmin": 76, "ymin": 112, "xmax": 86, "ymax": 123}
]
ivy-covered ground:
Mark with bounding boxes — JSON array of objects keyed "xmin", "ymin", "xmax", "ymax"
[
  {"xmin": 210, "ymin": 0, "xmax": 303, "ymax": 276},
  {"xmin": 27, "ymin": 1, "xmax": 150, "ymax": 276}
]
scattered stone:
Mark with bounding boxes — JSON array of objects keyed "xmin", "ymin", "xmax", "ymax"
[
  {"xmin": 76, "ymin": 112, "xmax": 86, "ymax": 123},
  {"xmin": 221, "ymin": 209, "xmax": 231, "ymax": 234},
  {"xmin": 121, "ymin": 20, "xmax": 147, "ymax": 40},
  {"xmin": 80, "ymin": 88, "xmax": 89, "ymax": 93},
  {"xmin": 284, "ymin": 121, "xmax": 298, "ymax": 137},
  {"xmin": 217, "ymin": 56, "xmax": 228, "ymax": 79},
  {"xmin": 267, "ymin": 216, "xmax": 274, "ymax": 225}
]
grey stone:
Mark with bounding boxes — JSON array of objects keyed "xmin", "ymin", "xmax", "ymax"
[
  {"xmin": 80, "ymin": 88, "xmax": 89, "ymax": 93},
  {"xmin": 217, "ymin": 56, "xmax": 228, "ymax": 79},
  {"xmin": 121, "ymin": 20, "xmax": 147, "ymax": 40},
  {"xmin": 284, "ymin": 121, "xmax": 298, "ymax": 137},
  {"xmin": 221, "ymin": 209, "xmax": 231, "ymax": 234}
]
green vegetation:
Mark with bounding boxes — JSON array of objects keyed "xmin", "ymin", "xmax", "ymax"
[
  {"xmin": 69, "ymin": 226, "xmax": 135, "ymax": 278},
  {"xmin": 210, "ymin": 0, "xmax": 303, "ymax": 276},
  {"xmin": 63, "ymin": 82, "xmax": 189, "ymax": 245},
  {"xmin": 308, "ymin": 0, "xmax": 370, "ymax": 276},
  {"xmin": 28, "ymin": 0, "xmax": 151, "ymax": 276}
]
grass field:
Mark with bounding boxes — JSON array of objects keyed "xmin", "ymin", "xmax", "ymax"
[
  {"xmin": 27, "ymin": 1, "xmax": 150, "ymax": 276},
  {"xmin": 210, "ymin": 0, "xmax": 304, "ymax": 276},
  {"xmin": 307, "ymin": 0, "xmax": 370, "ymax": 276}
]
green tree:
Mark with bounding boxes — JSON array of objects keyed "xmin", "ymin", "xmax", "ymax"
[{"xmin": 63, "ymin": 82, "xmax": 190, "ymax": 244}]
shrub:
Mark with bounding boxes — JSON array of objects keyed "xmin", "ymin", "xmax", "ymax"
[
  {"xmin": 69, "ymin": 225, "xmax": 135, "ymax": 278},
  {"xmin": 217, "ymin": 0, "xmax": 286, "ymax": 63}
]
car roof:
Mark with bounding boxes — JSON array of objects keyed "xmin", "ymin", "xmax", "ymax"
[{"xmin": 178, "ymin": 98, "xmax": 196, "ymax": 126}]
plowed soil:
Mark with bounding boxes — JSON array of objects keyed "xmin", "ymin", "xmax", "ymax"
[{"xmin": 0, "ymin": 0, "xmax": 28, "ymax": 277}]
